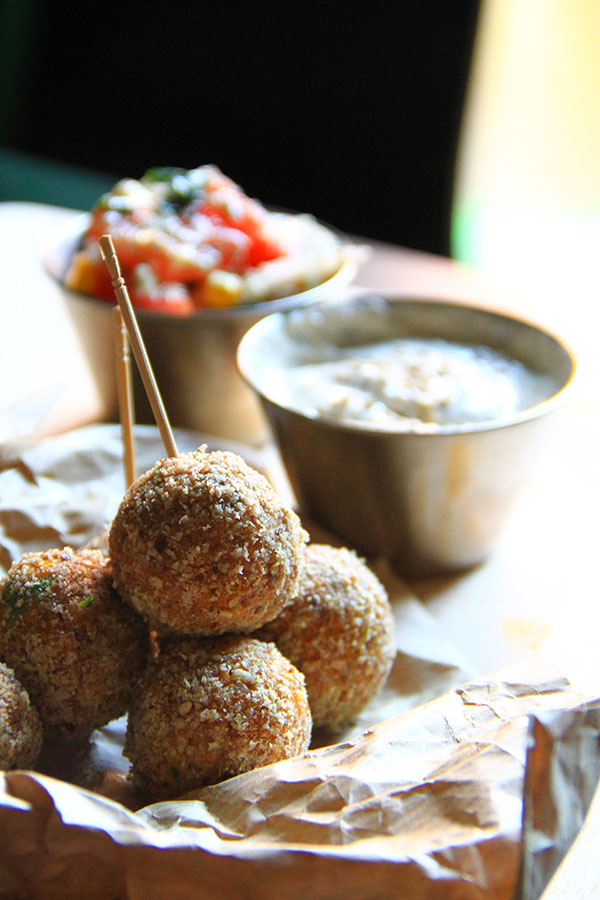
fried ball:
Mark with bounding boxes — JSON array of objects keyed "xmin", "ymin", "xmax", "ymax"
[
  {"xmin": 0, "ymin": 548, "xmax": 150, "ymax": 740},
  {"xmin": 255, "ymin": 544, "xmax": 396, "ymax": 730},
  {"xmin": 109, "ymin": 448, "xmax": 308, "ymax": 636},
  {"xmin": 0, "ymin": 661, "xmax": 43, "ymax": 770},
  {"xmin": 125, "ymin": 635, "xmax": 312, "ymax": 801}
]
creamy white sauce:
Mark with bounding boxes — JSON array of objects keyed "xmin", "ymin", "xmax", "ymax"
[{"xmin": 270, "ymin": 337, "xmax": 554, "ymax": 431}]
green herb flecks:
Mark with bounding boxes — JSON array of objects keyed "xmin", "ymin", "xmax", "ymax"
[
  {"xmin": 143, "ymin": 166, "xmax": 188, "ymax": 184},
  {"xmin": 1, "ymin": 577, "xmax": 55, "ymax": 631},
  {"xmin": 79, "ymin": 595, "xmax": 95, "ymax": 609},
  {"xmin": 143, "ymin": 166, "xmax": 209, "ymax": 215}
]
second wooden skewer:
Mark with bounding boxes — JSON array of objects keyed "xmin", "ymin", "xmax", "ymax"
[
  {"xmin": 113, "ymin": 305, "xmax": 136, "ymax": 488},
  {"xmin": 99, "ymin": 234, "xmax": 179, "ymax": 460}
]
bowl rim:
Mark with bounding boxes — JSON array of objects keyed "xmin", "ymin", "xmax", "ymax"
[
  {"xmin": 236, "ymin": 293, "xmax": 577, "ymax": 438},
  {"xmin": 40, "ymin": 211, "xmax": 358, "ymax": 322}
]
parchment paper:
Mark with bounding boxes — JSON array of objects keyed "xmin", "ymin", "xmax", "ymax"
[{"xmin": 0, "ymin": 425, "xmax": 598, "ymax": 899}]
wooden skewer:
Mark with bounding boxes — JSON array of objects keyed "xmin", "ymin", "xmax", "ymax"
[
  {"xmin": 99, "ymin": 234, "xmax": 179, "ymax": 459},
  {"xmin": 113, "ymin": 306, "xmax": 136, "ymax": 488}
]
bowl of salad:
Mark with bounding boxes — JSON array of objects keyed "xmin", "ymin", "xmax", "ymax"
[{"xmin": 42, "ymin": 165, "xmax": 357, "ymax": 444}]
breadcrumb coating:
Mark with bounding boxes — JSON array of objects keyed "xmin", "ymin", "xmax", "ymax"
[
  {"xmin": 0, "ymin": 661, "xmax": 43, "ymax": 770},
  {"xmin": 0, "ymin": 548, "xmax": 150, "ymax": 740},
  {"xmin": 109, "ymin": 448, "xmax": 308, "ymax": 635},
  {"xmin": 255, "ymin": 544, "xmax": 396, "ymax": 729},
  {"xmin": 125, "ymin": 635, "xmax": 312, "ymax": 801}
]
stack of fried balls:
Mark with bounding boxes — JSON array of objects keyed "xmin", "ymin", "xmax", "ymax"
[{"xmin": 0, "ymin": 448, "xmax": 395, "ymax": 802}]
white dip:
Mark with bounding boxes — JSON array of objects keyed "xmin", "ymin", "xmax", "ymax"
[{"xmin": 271, "ymin": 337, "xmax": 553, "ymax": 431}]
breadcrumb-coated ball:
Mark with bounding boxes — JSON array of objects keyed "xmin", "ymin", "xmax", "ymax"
[
  {"xmin": 109, "ymin": 448, "xmax": 308, "ymax": 635},
  {"xmin": 0, "ymin": 548, "xmax": 150, "ymax": 740},
  {"xmin": 0, "ymin": 661, "xmax": 43, "ymax": 770},
  {"xmin": 125, "ymin": 635, "xmax": 312, "ymax": 801},
  {"xmin": 255, "ymin": 544, "xmax": 396, "ymax": 730}
]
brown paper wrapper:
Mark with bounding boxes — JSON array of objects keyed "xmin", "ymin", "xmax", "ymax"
[
  {"xmin": 0, "ymin": 426, "xmax": 598, "ymax": 899},
  {"xmin": 1, "ymin": 662, "xmax": 598, "ymax": 900}
]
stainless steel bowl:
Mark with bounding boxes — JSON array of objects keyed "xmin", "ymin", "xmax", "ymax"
[
  {"xmin": 41, "ymin": 214, "xmax": 357, "ymax": 445},
  {"xmin": 237, "ymin": 295, "xmax": 575, "ymax": 575}
]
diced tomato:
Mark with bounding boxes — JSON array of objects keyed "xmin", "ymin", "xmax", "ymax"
[
  {"xmin": 89, "ymin": 271, "xmax": 116, "ymax": 301},
  {"xmin": 74, "ymin": 166, "xmax": 290, "ymax": 313},
  {"xmin": 246, "ymin": 235, "xmax": 285, "ymax": 268}
]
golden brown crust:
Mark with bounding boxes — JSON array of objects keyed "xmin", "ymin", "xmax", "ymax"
[
  {"xmin": 109, "ymin": 449, "xmax": 308, "ymax": 636},
  {"xmin": 0, "ymin": 661, "xmax": 43, "ymax": 770},
  {"xmin": 255, "ymin": 544, "xmax": 396, "ymax": 729},
  {"xmin": 125, "ymin": 635, "xmax": 312, "ymax": 801},
  {"xmin": 0, "ymin": 547, "xmax": 149, "ymax": 740}
]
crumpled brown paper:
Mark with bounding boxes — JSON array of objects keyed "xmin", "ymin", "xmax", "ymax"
[
  {"xmin": 0, "ymin": 425, "xmax": 599, "ymax": 900},
  {"xmin": 1, "ymin": 662, "xmax": 598, "ymax": 900}
]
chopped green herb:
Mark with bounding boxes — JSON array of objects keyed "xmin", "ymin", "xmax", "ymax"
[
  {"xmin": 142, "ymin": 166, "xmax": 187, "ymax": 184},
  {"xmin": 79, "ymin": 595, "xmax": 95, "ymax": 609},
  {"xmin": 141, "ymin": 166, "xmax": 208, "ymax": 215},
  {"xmin": 1, "ymin": 577, "xmax": 54, "ymax": 631}
]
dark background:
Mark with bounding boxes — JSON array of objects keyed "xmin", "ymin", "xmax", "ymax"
[{"xmin": 1, "ymin": 1, "xmax": 480, "ymax": 256}]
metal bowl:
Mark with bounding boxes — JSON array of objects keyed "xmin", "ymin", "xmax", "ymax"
[
  {"xmin": 237, "ymin": 294, "xmax": 575, "ymax": 575},
  {"xmin": 41, "ymin": 214, "xmax": 357, "ymax": 445}
]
